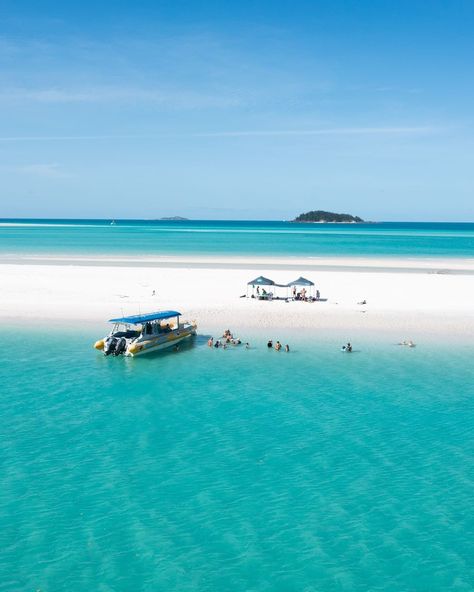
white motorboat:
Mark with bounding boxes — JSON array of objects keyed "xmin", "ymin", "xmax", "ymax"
[{"xmin": 94, "ymin": 310, "xmax": 197, "ymax": 357}]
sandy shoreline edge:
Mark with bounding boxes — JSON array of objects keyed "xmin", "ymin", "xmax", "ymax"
[{"xmin": 2, "ymin": 253, "xmax": 474, "ymax": 274}]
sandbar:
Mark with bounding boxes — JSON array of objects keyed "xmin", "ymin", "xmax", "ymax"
[{"xmin": 1, "ymin": 255, "xmax": 473, "ymax": 342}]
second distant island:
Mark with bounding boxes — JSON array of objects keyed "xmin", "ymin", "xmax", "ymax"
[{"xmin": 293, "ymin": 210, "xmax": 364, "ymax": 223}]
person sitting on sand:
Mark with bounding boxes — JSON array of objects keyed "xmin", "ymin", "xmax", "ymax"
[
  {"xmin": 267, "ymin": 339, "xmax": 273, "ymax": 348},
  {"xmin": 275, "ymin": 341, "xmax": 282, "ymax": 351},
  {"xmin": 358, "ymin": 299, "xmax": 367, "ymax": 305}
]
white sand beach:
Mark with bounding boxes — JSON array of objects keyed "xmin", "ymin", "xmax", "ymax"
[{"xmin": 1, "ymin": 255, "xmax": 473, "ymax": 341}]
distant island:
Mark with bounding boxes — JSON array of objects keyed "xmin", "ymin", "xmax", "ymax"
[
  {"xmin": 293, "ymin": 210, "xmax": 364, "ymax": 223},
  {"xmin": 159, "ymin": 216, "xmax": 189, "ymax": 221}
]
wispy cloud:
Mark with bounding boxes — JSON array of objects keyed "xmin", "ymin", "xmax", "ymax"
[
  {"xmin": 191, "ymin": 127, "xmax": 438, "ymax": 137},
  {"xmin": 0, "ymin": 87, "xmax": 243, "ymax": 109},
  {"xmin": 14, "ymin": 163, "xmax": 68, "ymax": 178},
  {"xmin": 0, "ymin": 126, "xmax": 440, "ymax": 142}
]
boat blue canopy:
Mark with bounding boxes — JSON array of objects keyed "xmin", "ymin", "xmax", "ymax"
[{"xmin": 109, "ymin": 310, "xmax": 181, "ymax": 324}]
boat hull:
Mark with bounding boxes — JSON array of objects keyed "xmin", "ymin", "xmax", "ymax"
[{"xmin": 126, "ymin": 328, "xmax": 195, "ymax": 356}]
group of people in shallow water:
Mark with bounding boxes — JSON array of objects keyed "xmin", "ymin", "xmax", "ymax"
[
  {"xmin": 208, "ymin": 329, "xmax": 249, "ymax": 349},
  {"xmin": 207, "ymin": 330, "xmax": 292, "ymax": 352},
  {"xmin": 398, "ymin": 339, "xmax": 416, "ymax": 347},
  {"xmin": 267, "ymin": 339, "xmax": 290, "ymax": 352},
  {"xmin": 207, "ymin": 332, "xmax": 416, "ymax": 354}
]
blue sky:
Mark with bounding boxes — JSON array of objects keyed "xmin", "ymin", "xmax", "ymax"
[{"xmin": 1, "ymin": 0, "xmax": 473, "ymax": 220}]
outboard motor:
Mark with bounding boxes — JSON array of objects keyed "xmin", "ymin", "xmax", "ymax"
[
  {"xmin": 113, "ymin": 337, "xmax": 127, "ymax": 356},
  {"xmin": 103, "ymin": 336, "xmax": 117, "ymax": 356}
]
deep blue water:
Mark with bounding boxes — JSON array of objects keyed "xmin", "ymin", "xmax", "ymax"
[
  {"xmin": 1, "ymin": 328, "xmax": 473, "ymax": 591},
  {"xmin": 1, "ymin": 219, "xmax": 474, "ymax": 258}
]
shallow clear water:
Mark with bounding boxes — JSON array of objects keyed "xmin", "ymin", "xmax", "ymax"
[
  {"xmin": 1, "ymin": 328, "xmax": 473, "ymax": 591},
  {"xmin": 1, "ymin": 219, "xmax": 474, "ymax": 258}
]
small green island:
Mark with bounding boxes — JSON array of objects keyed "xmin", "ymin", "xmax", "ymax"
[
  {"xmin": 159, "ymin": 216, "xmax": 189, "ymax": 221},
  {"xmin": 293, "ymin": 210, "xmax": 364, "ymax": 223}
]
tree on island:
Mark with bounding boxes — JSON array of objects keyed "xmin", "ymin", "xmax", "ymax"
[{"xmin": 293, "ymin": 210, "xmax": 364, "ymax": 223}]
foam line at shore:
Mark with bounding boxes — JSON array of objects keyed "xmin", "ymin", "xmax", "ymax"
[{"xmin": 2, "ymin": 254, "xmax": 474, "ymax": 274}]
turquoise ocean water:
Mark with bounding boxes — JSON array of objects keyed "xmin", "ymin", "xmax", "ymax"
[
  {"xmin": 1, "ymin": 328, "xmax": 474, "ymax": 591},
  {"xmin": 1, "ymin": 221, "xmax": 473, "ymax": 590},
  {"xmin": 1, "ymin": 219, "xmax": 474, "ymax": 258}
]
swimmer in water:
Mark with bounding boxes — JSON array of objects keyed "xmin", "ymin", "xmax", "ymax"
[
  {"xmin": 275, "ymin": 341, "xmax": 282, "ymax": 351},
  {"xmin": 285, "ymin": 344, "xmax": 290, "ymax": 352}
]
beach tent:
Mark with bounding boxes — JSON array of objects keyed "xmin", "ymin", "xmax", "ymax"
[
  {"xmin": 246, "ymin": 275, "xmax": 289, "ymax": 298},
  {"xmin": 247, "ymin": 276, "xmax": 274, "ymax": 297},
  {"xmin": 287, "ymin": 276, "xmax": 315, "ymax": 298}
]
